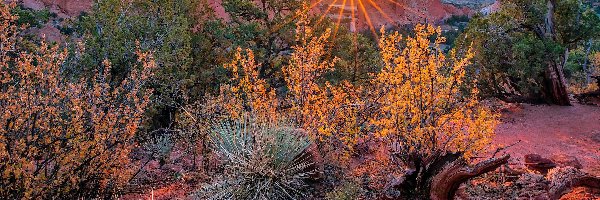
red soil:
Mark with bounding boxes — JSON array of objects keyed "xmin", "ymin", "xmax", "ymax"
[{"xmin": 493, "ymin": 103, "xmax": 600, "ymax": 176}]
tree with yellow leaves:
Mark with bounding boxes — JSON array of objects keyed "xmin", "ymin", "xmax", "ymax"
[
  {"xmin": 282, "ymin": 10, "xmax": 365, "ymax": 149},
  {"xmin": 373, "ymin": 24, "xmax": 498, "ymax": 159},
  {"xmin": 366, "ymin": 24, "xmax": 504, "ymax": 199},
  {"xmin": 0, "ymin": 3, "xmax": 154, "ymax": 198}
]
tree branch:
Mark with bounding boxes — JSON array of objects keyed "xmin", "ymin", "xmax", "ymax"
[{"xmin": 430, "ymin": 154, "xmax": 511, "ymax": 200}]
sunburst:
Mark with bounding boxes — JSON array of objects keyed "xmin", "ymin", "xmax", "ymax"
[{"xmin": 313, "ymin": 0, "xmax": 428, "ymax": 37}]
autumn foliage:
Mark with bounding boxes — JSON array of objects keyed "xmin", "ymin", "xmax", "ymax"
[
  {"xmin": 187, "ymin": 10, "xmax": 366, "ymax": 155},
  {"xmin": 1, "ymin": 0, "xmax": 504, "ymax": 197},
  {"xmin": 0, "ymin": 3, "xmax": 154, "ymax": 198},
  {"xmin": 188, "ymin": 8, "xmax": 498, "ymax": 186},
  {"xmin": 372, "ymin": 25, "xmax": 498, "ymax": 159}
]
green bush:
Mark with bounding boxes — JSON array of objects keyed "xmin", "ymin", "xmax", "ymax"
[
  {"xmin": 325, "ymin": 182, "xmax": 362, "ymax": 200},
  {"xmin": 197, "ymin": 120, "xmax": 316, "ymax": 200},
  {"xmin": 12, "ymin": 6, "xmax": 52, "ymax": 28}
]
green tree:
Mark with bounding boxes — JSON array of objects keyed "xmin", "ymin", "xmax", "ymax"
[
  {"xmin": 457, "ymin": 0, "xmax": 600, "ymax": 104},
  {"xmin": 213, "ymin": 0, "xmax": 304, "ymax": 88},
  {"xmin": 317, "ymin": 19, "xmax": 381, "ymax": 84},
  {"xmin": 68, "ymin": 0, "xmax": 195, "ymax": 131}
]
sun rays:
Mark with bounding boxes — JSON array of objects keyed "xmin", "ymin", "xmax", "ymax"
[{"xmin": 312, "ymin": 0, "xmax": 427, "ymax": 38}]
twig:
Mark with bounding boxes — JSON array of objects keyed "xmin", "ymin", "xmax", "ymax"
[
  {"xmin": 492, "ymin": 140, "xmax": 521, "ymax": 158},
  {"xmin": 128, "ymin": 152, "xmax": 156, "ymax": 184}
]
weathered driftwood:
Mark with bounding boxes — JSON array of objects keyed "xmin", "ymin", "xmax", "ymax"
[
  {"xmin": 430, "ymin": 155, "xmax": 510, "ymax": 200},
  {"xmin": 386, "ymin": 153, "xmax": 510, "ymax": 200}
]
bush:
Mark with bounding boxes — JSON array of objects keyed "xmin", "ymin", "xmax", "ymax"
[
  {"xmin": 0, "ymin": 3, "xmax": 154, "ymax": 198},
  {"xmin": 197, "ymin": 120, "xmax": 317, "ymax": 199},
  {"xmin": 12, "ymin": 5, "xmax": 52, "ymax": 28},
  {"xmin": 325, "ymin": 181, "xmax": 362, "ymax": 200}
]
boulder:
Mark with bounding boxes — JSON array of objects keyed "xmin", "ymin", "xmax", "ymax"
[
  {"xmin": 525, "ymin": 154, "xmax": 556, "ymax": 174},
  {"xmin": 550, "ymin": 154, "xmax": 583, "ymax": 169}
]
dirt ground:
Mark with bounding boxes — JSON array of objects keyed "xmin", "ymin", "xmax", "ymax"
[{"xmin": 493, "ymin": 103, "xmax": 600, "ymax": 176}]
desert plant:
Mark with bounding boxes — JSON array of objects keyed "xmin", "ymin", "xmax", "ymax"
[
  {"xmin": 0, "ymin": 2, "xmax": 154, "ymax": 198},
  {"xmin": 367, "ymin": 24, "xmax": 504, "ymax": 199},
  {"xmin": 197, "ymin": 120, "xmax": 316, "ymax": 200},
  {"xmin": 143, "ymin": 132, "xmax": 176, "ymax": 165}
]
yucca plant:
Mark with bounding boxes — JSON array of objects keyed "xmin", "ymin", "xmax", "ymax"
[{"xmin": 197, "ymin": 120, "xmax": 317, "ymax": 200}]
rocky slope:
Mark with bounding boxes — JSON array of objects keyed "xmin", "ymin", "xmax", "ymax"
[
  {"xmin": 17, "ymin": 0, "xmax": 491, "ymax": 42},
  {"xmin": 21, "ymin": 0, "xmax": 91, "ymax": 18},
  {"xmin": 19, "ymin": 0, "xmax": 485, "ymax": 24},
  {"xmin": 313, "ymin": 0, "xmax": 476, "ymax": 31},
  {"xmin": 441, "ymin": 0, "xmax": 496, "ymax": 8}
]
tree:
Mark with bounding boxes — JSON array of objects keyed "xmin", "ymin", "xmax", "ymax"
[
  {"xmin": 457, "ymin": 0, "xmax": 600, "ymax": 105},
  {"xmin": 366, "ymin": 24, "xmax": 502, "ymax": 198},
  {"xmin": 0, "ymin": 3, "xmax": 154, "ymax": 198},
  {"xmin": 69, "ymin": 0, "xmax": 195, "ymax": 132},
  {"xmin": 212, "ymin": 0, "xmax": 304, "ymax": 88}
]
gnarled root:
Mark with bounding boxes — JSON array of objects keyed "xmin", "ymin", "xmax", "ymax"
[{"xmin": 429, "ymin": 155, "xmax": 511, "ymax": 200}]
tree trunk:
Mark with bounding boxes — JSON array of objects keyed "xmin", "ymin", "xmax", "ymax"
[
  {"xmin": 583, "ymin": 39, "xmax": 593, "ymax": 85},
  {"xmin": 386, "ymin": 154, "xmax": 510, "ymax": 200},
  {"xmin": 429, "ymin": 155, "xmax": 510, "ymax": 200},
  {"xmin": 543, "ymin": 60, "xmax": 572, "ymax": 105},
  {"xmin": 542, "ymin": 0, "xmax": 572, "ymax": 106}
]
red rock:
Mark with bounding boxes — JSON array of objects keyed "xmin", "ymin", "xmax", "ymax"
[
  {"xmin": 550, "ymin": 154, "xmax": 583, "ymax": 169},
  {"xmin": 36, "ymin": 23, "xmax": 64, "ymax": 42},
  {"xmin": 525, "ymin": 154, "xmax": 556, "ymax": 174},
  {"xmin": 21, "ymin": 0, "xmax": 46, "ymax": 11},
  {"xmin": 39, "ymin": 0, "xmax": 92, "ymax": 17}
]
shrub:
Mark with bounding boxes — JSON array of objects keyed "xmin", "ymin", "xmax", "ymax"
[
  {"xmin": 197, "ymin": 120, "xmax": 317, "ymax": 199},
  {"xmin": 352, "ymin": 24, "xmax": 500, "ymax": 197},
  {"xmin": 0, "ymin": 3, "xmax": 154, "ymax": 198},
  {"xmin": 373, "ymin": 24, "xmax": 498, "ymax": 159},
  {"xmin": 325, "ymin": 181, "xmax": 362, "ymax": 200},
  {"xmin": 190, "ymin": 10, "xmax": 364, "ymax": 157},
  {"xmin": 12, "ymin": 5, "xmax": 51, "ymax": 28}
]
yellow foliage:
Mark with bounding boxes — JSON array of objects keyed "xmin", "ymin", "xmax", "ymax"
[
  {"xmin": 194, "ymin": 22, "xmax": 497, "ymax": 163},
  {"xmin": 592, "ymin": 52, "xmax": 600, "ymax": 76},
  {"xmin": 219, "ymin": 48, "xmax": 279, "ymax": 120},
  {"xmin": 371, "ymin": 24, "xmax": 498, "ymax": 158},
  {"xmin": 186, "ymin": 12, "xmax": 496, "ymax": 169},
  {"xmin": 569, "ymin": 83, "xmax": 599, "ymax": 94},
  {"xmin": 0, "ymin": 3, "xmax": 154, "ymax": 198},
  {"xmin": 283, "ymin": 11, "xmax": 364, "ymax": 145},
  {"xmin": 192, "ymin": 8, "xmax": 364, "ymax": 154}
]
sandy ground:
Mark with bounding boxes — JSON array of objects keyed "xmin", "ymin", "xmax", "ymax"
[{"xmin": 493, "ymin": 103, "xmax": 600, "ymax": 176}]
